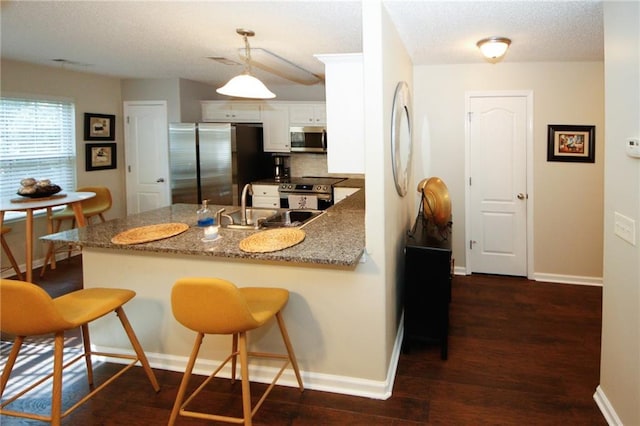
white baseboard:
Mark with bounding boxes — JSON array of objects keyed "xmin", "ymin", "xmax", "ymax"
[
  {"xmin": 93, "ymin": 324, "xmax": 406, "ymax": 401},
  {"xmin": 594, "ymin": 385, "xmax": 623, "ymax": 425},
  {"xmin": 533, "ymin": 273, "xmax": 603, "ymax": 286},
  {"xmin": 453, "ymin": 266, "xmax": 466, "ymax": 275},
  {"xmin": 452, "ymin": 266, "xmax": 603, "ymax": 287}
]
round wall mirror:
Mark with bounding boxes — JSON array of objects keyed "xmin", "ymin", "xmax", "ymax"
[{"xmin": 391, "ymin": 81, "xmax": 412, "ymax": 196}]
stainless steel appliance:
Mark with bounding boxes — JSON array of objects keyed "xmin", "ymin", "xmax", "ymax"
[
  {"xmin": 169, "ymin": 122, "xmax": 270, "ymax": 206},
  {"xmin": 290, "ymin": 126, "xmax": 327, "ymax": 153},
  {"xmin": 279, "ymin": 177, "xmax": 345, "ymax": 210}
]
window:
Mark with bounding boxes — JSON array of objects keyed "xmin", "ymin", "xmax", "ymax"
[{"xmin": 0, "ymin": 96, "xmax": 76, "ymax": 219}]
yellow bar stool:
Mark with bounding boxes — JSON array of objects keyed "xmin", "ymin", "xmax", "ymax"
[
  {"xmin": 0, "ymin": 278, "xmax": 160, "ymax": 425},
  {"xmin": 169, "ymin": 277, "xmax": 304, "ymax": 426},
  {"xmin": 41, "ymin": 186, "xmax": 112, "ymax": 276},
  {"xmin": 1, "ymin": 226, "xmax": 23, "ymax": 280}
]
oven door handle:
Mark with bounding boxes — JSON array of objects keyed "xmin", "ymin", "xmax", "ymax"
[{"xmin": 322, "ymin": 129, "xmax": 327, "ymax": 151}]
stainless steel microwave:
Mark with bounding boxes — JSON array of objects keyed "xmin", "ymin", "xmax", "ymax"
[{"xmin": 290, "ymin": 126, "xmax": 327, "ymax": 153}]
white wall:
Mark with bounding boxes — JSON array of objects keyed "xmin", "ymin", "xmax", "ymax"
[
  {"xmin": 178, "ymin": 79, "xmax": 218, "ymax": 122},
  {"xmin": 121, "ymin": 78, "xmax": 181, "ymax": 122},
  {"xmin": 596, "ymin": 2, "xmax": 640, "ymax": 424},
  {"xmin": 413, "ymin": 62, "xmax": 604, "ymax": 282},
  {"xmin": 362, "ymin": 0, "xmax": 415, "ymax": 374},
  {"xmin": 1, "ymin": 60, "xmax": 125, "ymax": 269}
]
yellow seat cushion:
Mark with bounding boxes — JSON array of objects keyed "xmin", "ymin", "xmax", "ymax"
[
  {"xmin": 53, "ymin": 288, "xmax": 135, "ymax": 327},
  {"xmin": 0, "ymin": 279, "xmax": 134, "ymax": 336},
  {"xmin": 171, "ymin": 278, "xmax": 289, "ymax": 335}
]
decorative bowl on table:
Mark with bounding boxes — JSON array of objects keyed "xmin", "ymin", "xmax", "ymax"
[
  {"xmin": 417, "ymin": 177, "xmax": 451, "ymax": 229},
  {"xmin": 16, "ymin": 184, "xmax": 62, "ymax": 198}
]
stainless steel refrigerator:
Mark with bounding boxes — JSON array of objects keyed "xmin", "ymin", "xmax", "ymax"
[{"xmin": 169, "ymin": 122, "xmax": 270, "ymax": 206}]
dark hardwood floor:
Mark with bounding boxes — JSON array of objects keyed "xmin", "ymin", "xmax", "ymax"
[{"xmin": 1, "ymin": 257, "xmax": 606, "ymax": 425}]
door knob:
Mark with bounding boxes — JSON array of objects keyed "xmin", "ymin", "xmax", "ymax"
[
  {"xmin": 517, "ymin": 193, "xmax": 525, "ymax": 200},
  {"xmin": 156, "ymin": 178, "xmax": 165, "ymax": 183}
]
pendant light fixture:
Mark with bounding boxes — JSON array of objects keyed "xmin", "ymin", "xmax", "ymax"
[
  {"xmin": 476, "ymin": 37, "xmax": 511, "ymax": 62},
  {"xmin": 217, "ymin": 29, "xmax": 276, "ymax": 99}
]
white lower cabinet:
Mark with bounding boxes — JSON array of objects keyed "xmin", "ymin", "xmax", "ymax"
[{"xmin": 251, "ymin": 184, "xmax": 281, "ymax": 208}]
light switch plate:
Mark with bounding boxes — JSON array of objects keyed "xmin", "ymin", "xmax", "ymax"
[
  {"xmin": 627, "ymin": 138, "xmax": 640, "ymax": 158},
  {"xmin": 614, "ymin": 212, "xmax": 636, "ymax": 245}
]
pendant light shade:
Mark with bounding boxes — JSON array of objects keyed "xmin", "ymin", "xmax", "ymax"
[
  {"xmin": 477, "ymin": 37, "xmax": 511, "ymax": 61},
  {"xmin": 216, "ymin": 29, "xmax": 276, "ymax": 99},
  {"xmin": 216, "ymin": 72, "xmax": 275, "ymax": 99}
]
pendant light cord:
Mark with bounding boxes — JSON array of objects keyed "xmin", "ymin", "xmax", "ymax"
[{"xmin": 242, "ymin": 32, "xmax": 252, "ymax": 74}]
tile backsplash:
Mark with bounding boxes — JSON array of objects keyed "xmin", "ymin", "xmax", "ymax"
[{"xmin": 289, "ymin": 153, "xmax": 364, "ymax": 179}]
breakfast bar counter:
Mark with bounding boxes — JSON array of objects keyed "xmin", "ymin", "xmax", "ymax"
[
  {"xmin": 39, "ymin": 187, "xmax": 394, "ymax": 400},
  {"xmin": 43, "ymin": 188, "xmax": 365, "ymax": 267}
]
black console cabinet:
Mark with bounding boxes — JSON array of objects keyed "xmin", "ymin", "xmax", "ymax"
[{"xmin": 403, "ymin": 219, "xmax": 452, "ymax": 360}]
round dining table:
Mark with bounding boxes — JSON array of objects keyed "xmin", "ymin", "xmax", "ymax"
[{"xmin": 0, "ymin": 191, "xmax": 96, "ymax": 282}]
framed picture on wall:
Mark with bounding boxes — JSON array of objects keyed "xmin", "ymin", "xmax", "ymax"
[
  {"xmin": 84, "ymin": 113, "xmax": 115, "ymax": 141},
  {"xmin": 547, "ymin": 124, "xmax": 595, "ymax": 163},
  {"xmin": 86, "ymin": 143, "xmax": 117, "ymax": 171}
]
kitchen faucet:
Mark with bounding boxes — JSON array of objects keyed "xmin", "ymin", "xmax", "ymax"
[{"xmin": 240, "ymin": 183, "xmax": 253, "ymax": 225}]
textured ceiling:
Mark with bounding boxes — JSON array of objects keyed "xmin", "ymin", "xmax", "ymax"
[{"xmin": 0, "ymin": 1, "xmax": 603, "ymax": 89}]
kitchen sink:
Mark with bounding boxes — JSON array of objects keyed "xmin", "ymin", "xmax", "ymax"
[
  {"xmin": 222, "ymin": 208, "xmax": 323, "ymax": 230},
  {"xmin": 262, "ymin": 209, "xmax": 324, "ymax": 228}
]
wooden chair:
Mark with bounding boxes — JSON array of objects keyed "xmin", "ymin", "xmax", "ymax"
[
  {"xmin": 0, "ymin": 278, "xmax": 160, "ymax": 425},
  {"xmin": 41, "ymin": 186, "xmax": 112, "ymax": 276},
  {"xmin": 1, "ymin": 227, "xmax": 23, "ymax": 280},
  {"xmin": 168, "ymin": 277, "xmax": 304, "ymax": 426}
]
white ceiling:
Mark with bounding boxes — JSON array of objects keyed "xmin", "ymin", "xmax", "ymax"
[{"xmin": 0, "ymin": 1, "xmax": 604, "ymax": 90}]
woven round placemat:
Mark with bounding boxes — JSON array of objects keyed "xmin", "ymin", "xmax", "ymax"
[
  {"xmin": 111, "ymin": 223, "xmax": 189, "ymax": 245},
  {"xmin": 239, "ymin": 228, "xmax": 305, "ymax": 253}
]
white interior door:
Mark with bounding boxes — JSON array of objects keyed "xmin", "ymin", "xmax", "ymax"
[
  {"xmin": 467, "ymin": 94, "xmax": 530, "ymax": 276},
  {"xmin": 123, "ymin": 101, "xmax": 170, "ymax": 215}
]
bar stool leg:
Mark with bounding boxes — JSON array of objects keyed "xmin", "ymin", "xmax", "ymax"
[
  {"xmin": 168, "ymin": 332, "xmax": 204, "ymax": 426},
  {"xmin": 239, "ymin": 332, "xmax": 253, "ymax": 426},
  {"xmin": 276, "ymin": 312, "xmax": 304, "ymax": 391},
  {"xmin": 0, "ymin": 336, "xmax": 24, "ymax": 397},
  {"xmin": 1, "ymin": 233, "xmax": 23, "ymax": 280}
]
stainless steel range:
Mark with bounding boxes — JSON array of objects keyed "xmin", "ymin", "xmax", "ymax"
[{"xmin": 279, "ymin": 177, "xmax": 345, "ymax": 210}]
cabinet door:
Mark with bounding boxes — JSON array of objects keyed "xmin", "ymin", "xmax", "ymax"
[
  {"xmin": 202, "ymin": 102, "xmax": 230, "ymax": 121},
  {"xmin": 231, "ymin": 103, "xmax": 261, "ymax": 121},
  {"xmin": 262, "ymin": 105, "xmax": 290, "ymax": 152},
  {"xmin": 252, "ymin": 196, "xmax": 281, "ymax": 208},
  {"xmin": 252, "ymin": 184, "xmax": 279, "ymax": 197},
  {"xmin": 289, "ymin": 103, "xmax": 326, "ymax": 126},
  {"xmin": 201, "ymin": 101, "xmax": 261, "ymax": 122}
]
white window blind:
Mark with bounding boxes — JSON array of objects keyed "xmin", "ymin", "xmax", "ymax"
[{"xmin": 0, "ymin": 97, "xmax": 77, "ymax": 211}]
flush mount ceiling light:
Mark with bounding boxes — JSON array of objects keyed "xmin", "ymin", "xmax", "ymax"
[
  {"xmin": 217, "ymin": 29, "xmax": 276, "ymax": 99},
  {"xmin": 476, "ymin": 37, "xmax": 512, "ymax": 62}
]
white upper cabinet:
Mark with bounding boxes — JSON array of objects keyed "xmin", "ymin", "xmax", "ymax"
[
  {"xmin": 201, "ymin": 101, "xmax": 261, "ymax": 122},
  {"xmin": 315, "ymin": 53, "xmax": 364, "ymax": 174},
  {"xmin": 262, "ymin": 103, "xmax": 290, "ymax": 153},
  {"xmin": 288, "ymin": 103, "xmax": 326, "ymax": 126}
]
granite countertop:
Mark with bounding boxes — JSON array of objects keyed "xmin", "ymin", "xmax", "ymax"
[
  {"xmin": 334, "ymin": 178, "xmax": 365, "ymax": 189},
  {"xmin": 43, "ymin": 189, "xmax": 365, "ymax": 267}
]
